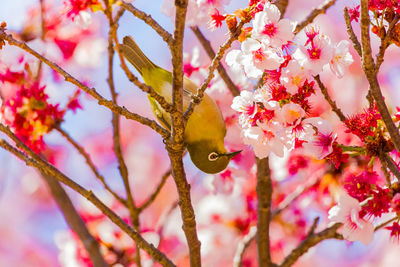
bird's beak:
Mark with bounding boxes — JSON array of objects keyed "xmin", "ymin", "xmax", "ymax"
[{"xmin": 225, "ymin": 150, "xmax": 242, "ymax": 159}]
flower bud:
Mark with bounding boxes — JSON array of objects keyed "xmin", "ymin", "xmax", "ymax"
[{"xmin": 226, "ymin": 15, "xmax": 237, "ymax": 33}]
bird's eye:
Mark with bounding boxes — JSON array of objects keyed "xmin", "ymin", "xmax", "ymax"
[{"xmin": 208, "ymin": 152, "xmax": 219, "ymax": 161}]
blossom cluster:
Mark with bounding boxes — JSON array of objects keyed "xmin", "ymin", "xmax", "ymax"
[
  {"xmin": 328, "ymin": 170, "xmax": 400, "ymax": 245},
  {"xmin": 349, "ymin": 1, "xmax": 400, "ymax": 46},
  {"xmin": 227, "ymin": 2, "xmax": 353, "ymax": 161},
  {"xmin": 0, "ymin": 65, "xmax": 81, "ymax": 152}
]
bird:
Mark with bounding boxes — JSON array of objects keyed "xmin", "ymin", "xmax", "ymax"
[{"xmin": 120, "ymin": 36, "xmax": 240, "ymax": 174}]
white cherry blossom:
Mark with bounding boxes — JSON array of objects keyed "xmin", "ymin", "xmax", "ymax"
[
  {"xmin": 252, "ymin": 2, "xmax": 296, "ymax": 48},
  {"xmin": 280, "ymin": 58, "xmax": 312, "ymax": 94},
  {"xmin": 294, "ymin": 34, "xmax": 334, "ymax": 75},
  {"xmin": 236, "ymin": 38, "xmax": 284, "ymax": 79},
  {"xmin": 329, "ymin": 40, "xmax": 354, "ymax": 78},
  {"xmin": 328, "ymin": 192, "xmax": 374, "ymax": 245}
]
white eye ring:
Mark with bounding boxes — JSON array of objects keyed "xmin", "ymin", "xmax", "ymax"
[{"xmin": 208, "ymin": 152, "xmax": 219, "ymax": 161}]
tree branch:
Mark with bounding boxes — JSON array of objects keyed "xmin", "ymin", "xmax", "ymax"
[
  {"xmin": 168, "ymin": 0, "xmax": 202, "ymax": 266},
  {"xmin": 375, "ymin": 216, "xmax": 398, "ymax": 231},
  {"xmin": 233, "ymin": 226, "xmax": 257, "ymax": 267},
  {"xmin": 56, "ymin": 126, "xmax": 126, "ymax": 205},
  {"xmin": 314, "ymin": 75, "xmax": 346, "ymax": 122},
  {"xmin": 104, "ymin": 4, "xmax": 142, "ymax": 265},
  {"xmin": 375, "ymin": 14, "xmax": 399, "ymax": 72},
  {"xmin": 294, "ymin": 0, "xmax": 337, "ymax": 34},
  {"xmin": 0, "ymin": 127, "xmax": 175, "ymax": 267},
  {"xmin": 256, "ymin": 157, "xmax": 273, "ymax": 266},
  {"xmin": 275, "ymin": 0, "xmax": 289, "ymax": 18},
  {"xmin": 279, "ymin": 223, "xmax": 342, "ymax": 267},
  {"xmin": 383, "ymin": 153, "xmax": 400, "ymax": 182},
  {"xmin": 378, "ymin": 151, "xmax": 392, "ymax": 186},
  {"xmin": 121, "ymin": 2, "xmax": 173, "ymax": 48},
  {"xmin": 360, "ymin": 0, "xmax": 400, "ymax": 152},
  {"xmin": 41, "ymin": 171, "xmax": 108, "ymax": 267},
  {"xmin": 343, "ymin": 7, "xmax": 362, "ymax": 57},
  {"xmin": 190, "ymin": 26, "xmax": 240, "ymax": 97},
  {"xmin": 112, "ymin": 30, "xmax": 176, "ymax": 114},
  {"xmin": 184, "ymin": 19, "xmax": 249, "ymax": 120},
  {"xmin": 138, "ymin": 169, "xmax": 171, "ymax": 212}
]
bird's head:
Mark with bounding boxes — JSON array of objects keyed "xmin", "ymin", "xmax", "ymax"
[{"xmin": 187, "ymin": 141, "xmax": 241, "ymax": 174}]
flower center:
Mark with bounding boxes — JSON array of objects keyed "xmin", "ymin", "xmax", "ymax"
[
  {"xmin": 262, "ymin": 23, "xmax": 277, "ymax": 37},
  {"xmin": 252, "ymin": 48, "xmax": 265, "ymax": 63},
  {"xmin": 307, "ymin": 47, "xmax": 321, "ymax": 59}
]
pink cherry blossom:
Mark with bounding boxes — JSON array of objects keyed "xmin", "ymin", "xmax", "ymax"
[
  {"xmin": 300, "ymin": 117, "xmax": 336, "ymax": 159},
  {"xmin": 276, "ymin": 103, "xmax": 305, "ymax": 126},
  {"xmin": 235, "ymin": 38, "xmax": 284, "ymax": 79},
  {"xmin": 279, "ymin": 58, "xmax": 311, "ymax": 94},
  {"xmin": 329, "ymin": 40, "xmax": 354, "ymax": 78},
  {"xmin": 242, "ymin": 119, "xmax": 294, "ymax": 158},
  {"xmin": 231, "ymin": 90, "xmax": 255, "ymax": 115},
  {"xmin": 328, "ymin": 192, "xmax": 374, "ymax": 245},
  {"xmin": 293, "ymin": 33, "xmax": 334, "ymax": 75},
  {"xmin": 252, "ymin": 2, "xmax": 296, "ymax": 48}
]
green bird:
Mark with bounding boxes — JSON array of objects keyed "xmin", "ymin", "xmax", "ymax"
[{"xmin": 120, "ymin": 36, "xmax": 240, "ymax": 174}]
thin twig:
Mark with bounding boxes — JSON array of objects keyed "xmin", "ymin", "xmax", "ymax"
[
  {"xmin": 35, "ymin": 0, "xmax": 46, "ymax": 80},
  {"xmin": 120, "ymin": 2, "xmax": 173, "ymax": 48},
  {"xmin": 272, "ymin": 173, "xmax": 321, "ymax": 218},
  {"xmin": 343, "ymin": 7, "xmax": 362, "ymax": 57},
  {"xmin": 383, "ymin": 153, "xmax": 400, "ymax": 182},
  {"xmin": 184, "ymin": 19, "xmax": 249, "ymax": 121},
  {"xmin": 314, "ymin": 75, "xmax": 346, "ymax": 122},
  {"xmin": 379, "ymin": 151, "xmax": 392, "ymax": 186},
  {"xmin": 375, "ymin": 216, "xmax": 398, "ymax": 231},
  {"xmin": 279, "ymin": 223, "xmax": 343, "ymax": 267},
  {"xmin": 112, "ymin": 31, "xmax": 175, "ymax": 114},
  {"xmin": 104, "ymin": 4, "xmax": 142, "ymax": 266},
  {"xmin": 0, "ymin": 29, "xmax": 170, "ymax": 139},
  {"xmin": 306, "ymin": 217, "xmax": 320, "ymax": 237},
  {"xmin": 375, "ymin": 14, "xmax": 400, "ymax": 72},
  {"xmin": 56, "ymin": 126, "xmax": 127, "ymax": 205},
  {"xmin": 294, "ymin": 0, "xmax": 337, "ymax": 34},
  {"xmin": 104, "ymin": 3, "xmax": 142, "ymax": 267},
  {"xmin": 360, "ymin": 0, "xmax": 400, "ymax": 152},
  {"xmin": 256, "ymin": 157, "xmax": 272, "ymax": 266},
  {"xmin": 0, "ymin": 127, "xmax": 175, "ymax": 267},
  {"xmin": 190, "ymin": 26, "xmax": 240, "ymax": 97},
  {"xmin": 233, "ymin": 226, "xmax": 257, "ymax": 267},
  {"xmin": 138, "ymin": 169, "xmax": 171, "ymax": 212}
]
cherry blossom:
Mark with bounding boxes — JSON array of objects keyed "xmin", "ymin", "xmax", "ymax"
[
  {"xmin": 252, "ymin": 2, "xmax": 296, "ymax": 48},
  {"xmin": 294, "ymin": 31, "xmax": 334, "ymax": 75},
  {"xmin": 242, "ymin": 122, "xmax": 290, "ymax": 158},
  {"xmin": 275, "ymin": 103, "xmax": 305, "ymax": 126},
  {"xmin": 280, "ymin": 58, "xmax": 311, "ymax": 94},
  {"xmin": 300, "ymin": 117, "xmax": 336, "ymax": 160},
  {"xmin": 328, "ymin": 192, "xmax": 374, "ymax": 245},
  {"xmin": 329, "ymin": 40, "xmax": 354, "ymax": 78},
  {"xmin": 229, "ymin": 38, "xmax": 284, "ymax": 79}
]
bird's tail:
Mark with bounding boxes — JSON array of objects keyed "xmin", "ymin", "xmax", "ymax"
[{"xmin": 120, "ymin": 36, "xmax": 158, "ymax": 76}]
